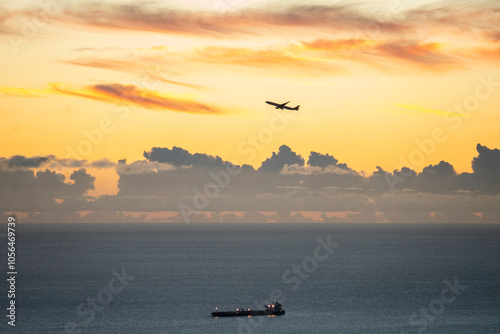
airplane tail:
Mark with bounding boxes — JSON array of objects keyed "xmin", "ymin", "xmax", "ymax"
[{"xmin": 294, "ymin": 105, "xmax": 300, "ymax": 111}]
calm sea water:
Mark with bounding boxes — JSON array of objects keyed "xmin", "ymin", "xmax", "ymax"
[{"xmin": 2, "ymin": 223, "xmax": 500, "ymax": 333}]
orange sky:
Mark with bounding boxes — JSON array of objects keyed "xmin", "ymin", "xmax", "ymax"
[{"xmin": 2, "ymin": 0, "xmax": 500, "ymax": 197}]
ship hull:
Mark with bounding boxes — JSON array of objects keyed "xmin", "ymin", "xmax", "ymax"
[{"xmin": 212, "ymin": 310, "xmax": 285, "ymax": 317}]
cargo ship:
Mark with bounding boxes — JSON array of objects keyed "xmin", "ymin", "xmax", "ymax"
[{"xmin": 211, "ymin": 302, "xmax": 285, "ymax": 317}]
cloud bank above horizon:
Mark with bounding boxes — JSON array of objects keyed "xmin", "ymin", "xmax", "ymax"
[{"xmin": 1, "ymin": 143, "xmax": 500, "ymax": 223}]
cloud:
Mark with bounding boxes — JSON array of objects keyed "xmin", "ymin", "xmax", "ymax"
[
  {"xmin": 302, "ymin": 38, "xmax": 459, "ymax": 72},
  {"xmin": 0, "ymin": 168, "xmax": 94, "ymax": 211},
  {"xmin": 0, "ymin": 155, "xmax": 115, "ymax": 171},
  {"xmin": 0, "ymin": 155, "xmax": 54, "ymax": 169},
  {"xmin": 48, "ymin": 158, "xmax": 115, "ymax": 169},
  {"xmin": 63, "ymin": 59, "xmax": 138, "ymax": 72},
  {"xmin": 6, "ymin": 83, "xmax": 216, "ymax": 115},
  {"xmin": 280, "ymin": 164, "xmax": 354, "ymax": 176},
  {"xmin": 193, "ymin": 45, "xmax": 346, "ymax": 76},
  {"xmin": 3, "ymin": 143, "xmax": 500, "ymax": 222},
  {"xmin": 152, "ymin": 76, "xmax": 206, "ymax": 90},
  {"xmin": 4, "ymin": 2, "xmax": 499, "ymax": 88},
  {"xmin": 188, "ymin": 38, "xmax": 470, "ymax": 76},
  {"xmin": 372, "ymin": 145, "xmax": 500, "ymax": 193},
  {"xmin": 485, "ymin": 30, "xmax": 500, "ymax": 42},
  {"xmin": 375, "ymin": 41, "xmax": 457, "ymax": 69},
  {"xmin": 375, "ymin": 192, "xmax": 500, "ymax": 214},
  {"xmin": 308, "ymin": 151, "xmax": 339, "ymax": 168},
  {"xmin": 402, "ymin": 3, "xmax": 499, "ymax": 33},
  {"xmin": 0, "ymin": 10, "xmax": 15, "ymax": 35},
  {"xmin": 3, "ymin": 2, "xmax": 500, "ymax": 76},
  {"xmin": 302, "ymin": 38, "xmax": 376, "ymax": 53},
  {"xmin": 366, "ymin": 166, "xmax": 393, "ymax": 191},
  {"xmin": 116, "ymin": 160, "xmax": 177, "ymax": 175},
  {"xmin": 62, "ymin": 3, "xmax": 251, "ymax": 36},
  {"xmin": 28, "ymin": 3, "xmax": 405, "ymax": 37},
  {"xmin": 416, "ymin": 161, "xmax": 458, "ymax": 192},
  {"xmin": 68, "ymin": 169, "xmax": 96, "ymax": 196},
  {"xmin": 472, "ymin": 143, "xmax": 500, "ymax": 187},
  {"xmin": 259, "ymin": 145, "xmax": 305, "ymax": 172},
  {"xmin": 53, "ymin": 83, "xmax": 228, "ymax": 115},
  {"xmin": 89, "ymin": 159, "xmax": 116, "ymax": 169},
  {"xmin": 0, "ymin": 87, "xmax": 52, "ymax": 97},
  {"xmin": 4, "ymin": 2, "xmax": 496, "ymax": 43},
  {"xmin": 143, "ymin": 146, "xmax": 230, "ymax": 168},
  {"xmin": 120, "ymin": 143, "xmax": 500, "ymax": 210},
  {"xmin": 473, "ymin": 45, "xmax": 500, "ymax": 61},
  {"xmin": 62, "ymin": 56, "xmax": 206, "ymax": 90},
  {"xmin": 306, "ymin": 151, "xmax": 352, "ymax": 171}
]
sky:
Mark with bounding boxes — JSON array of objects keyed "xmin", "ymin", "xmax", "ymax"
[{"xmin": 1, "ymin": 0, "xmax": 500, "ymax": 223}]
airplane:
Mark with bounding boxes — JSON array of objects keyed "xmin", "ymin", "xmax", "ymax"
[{"xmin": 265, "ymin": 101, "xmax": 300, "ymax": 111}]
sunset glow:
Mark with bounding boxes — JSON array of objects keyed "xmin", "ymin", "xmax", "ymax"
[{"xmin": 1, "ymin": 0, "xmax": 500, "ymax": 223}]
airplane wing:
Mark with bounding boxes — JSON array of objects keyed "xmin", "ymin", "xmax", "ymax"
[
  {"xmin": 266, "ymin": 101, "xmax": 294, "ymax": 109},
  {"xmin": 266, "ymin": 101, "xmax": 279, "ymax": 107}
]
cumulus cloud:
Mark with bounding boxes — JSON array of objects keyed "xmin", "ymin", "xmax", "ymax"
[
  {"xmin": 307, "ymin": 151, "xmax": 353, "ymax": 171},
  {"xmin": 0, "ymin": 168, "xmax": 95, "ymax": 211},
  {"xmin": 143, "ymin": 147, "xmax": 229, "ymax": 168},
  {"xmin": 68, "ymin": 169, "xmax": 96, "ymax": 196},
  {"xmin": 307, "ymin": 151, "xmax": 338, "ymax": 168},
  {"xmin": 259, "ymin": 145, "xmax": 305, "ymax": 172},
  {"xmin": 472, "ymin": 144, "xmax": 500, "ymax": 184},
  {"xmin": 416, "ymin": 161, "xmax": 458, "ymax": 192},
  {"xmin": 2, "ymin": 143, "xmax": 500, "ymax": 222}
]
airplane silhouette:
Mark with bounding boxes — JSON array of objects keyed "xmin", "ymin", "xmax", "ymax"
[{"xmin": 265, "ymin": 101, "xmax": 300, "ymax": 111}]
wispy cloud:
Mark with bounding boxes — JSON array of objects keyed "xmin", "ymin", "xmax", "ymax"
[
  {"xmin": 3, "ymin": 1, "xmax": 493, "ymax": 78},
  {"xmin": 40, "ymin": 3, "xmax": 405, "ymax": 37},
  {"xmin": 2, "ymin": 83, "xmax": 229, "ymax": 115},
  {"xmin": 62, "ymin": 56, "xmax": 206, "ymax": 90},
  {"xmin": 375, "ymin": 41, "xmax": 455, "ymax": 69},
  {"xmin": 192, "ymin": 45, "xmax": 347, "ymax": 76},
  {"xmin": 62, "ymin": 46, "xmax": 206, "ymax": 90},
  {"xmin": 485, "ymin": 30, "xmax": 500, "ymax": 42},
  {"xmin": 302, "ymin": 38, "xmax": 459, "ymax": 71},
  {"xmin": 190, "ymin": 39, "xmax": 461, "ymax": 75},
  {"xmin": 3, "ymin": 2, "xmax": 498, "ymax": 40},
  {"xmin": 63, "ymin": 59, "xmax": 137, "ymax": 72},
  {"xmin": 53, "ymin": 83, "xmax": 228, "ymax": 115},
  {"xmin": 0, "ymin": 87, "xmax": 52, "ymax": 97}
]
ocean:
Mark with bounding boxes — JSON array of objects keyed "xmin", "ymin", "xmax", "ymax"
[{"xmin": 2, "ymin": 223, "xmax": 500, "ymax": 333}]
